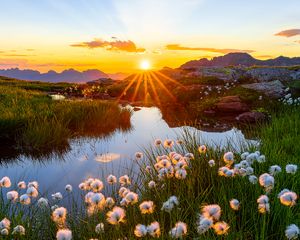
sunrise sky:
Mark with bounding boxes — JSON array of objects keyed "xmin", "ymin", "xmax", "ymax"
[{"xmin": 1, "ymin": 0, "xmax": 300, "ymax": 73}]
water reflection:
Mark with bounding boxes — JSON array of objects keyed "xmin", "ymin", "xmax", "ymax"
[{"xmin": 0, "ymin": 106, "xmax": 257, "ymax": 196}]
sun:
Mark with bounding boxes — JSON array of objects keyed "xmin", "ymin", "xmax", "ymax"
[{"xmin": 140, "ymin": 60, "xmax": 151, "ymax": 70}]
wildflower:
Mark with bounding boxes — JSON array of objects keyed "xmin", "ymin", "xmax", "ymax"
[
  {"xmin": 257, "ymin": 155, "xmax": 266, "ymax": 163},
  {"xmin": 169, "ymin": 222, "xmax": 187, "ymax": 238},
  {"xmin": 26, "ymin": 186, "xmax": 38, "ymax": 198},
  {"xmin": 241, "ymin": 152, "xmax": 249, "ymax": 160},
  {"xmin": 218, "ymin": 166, "xmax": 230, "ymax": 176},
  {"xmin": 245, "ymin": 167, "xmax": 254, "ymax": 175},
  {"xmin": 107, "ymin": 175, "xmax": 117, "ymax": 184},
  {"xmin": 7, "ymin": 191, "xmax": 18, "ymax": 202},
  {"xmin": 175, "ymin": 169, "xmax": 187, "ymax": 179},
  {"xmin": 171, "ymin": 153, "xmax": 182, "ymax": 164},
  {"xmin": 124, "ymin": 191, "xmax": 139, "ymax": 205},
  {"xmin": 105, "ymin": 197, "xmax": 115, "ymax": 208},
  {"xmin": 139, "ymin": 201, "xmax": 155, "ymax": 214},
  {"xmin": 213, "ymin": 221, "xmax": 230, "ymax": 235},
  {"xmin": 157, "ymin": 159, "xmax": 172, "ymax": 169},
  {"xmin": 154, "ymin": 139, "xmax": 162, "ymax": 146},
  {"xmin": 85, "ymin": 191, "xmax": 95, "ymax": 203},
  {"xmin": 240, "ymin": 160, "xmax": 250, "ymax": 168},
  {"xmin": 91, "ymin": 179, "xmax": 104, "ymax": 192},
  {"xmin": 269, "ymin": 165, "xmax": 282, "ymax": 175},
  {"xmin": 246, "ymin": 153, "xmax": 259, "ymax": 164},
  {"xmin": 119, "ymin": 175, "xmax": 131, "ymax": 186},
  {"xmin": 51, "ymin": 205, "xmax": 59, "ymax": 211},
  {"xmin": 52, "ymin": 192, "xmax": 63, "ymax": 200},
  {"xmin": 198, "ymin": 145, "xmax": 207, "ymax": 154},
  {"xmin": 279, "ymin": 191, "xmax": 298, "ymax": 207},
  {"xmin": 78, "ymin": 182, "xmax": 86, "ymax": 190},
  {"xmin": 65, "ymin": 184, "xmax": 72, "ymax": 192},
  {"xmin": 18, "ymin": 181, "xmax": 26, "ymax": 189},
  {"xmin": 257, "ymin": 195, "xmax": 270, "ymax": 214},
  {"xmin": 28, "ymin": 181, "xmax": 38, "ymax": 189},
  {"xmin": 1, "ymin": 229, "xmax": 8, "ymax": 235},
  {"xmin": 285, "ymin": 224, "xmax": 299, "ymax": 240},
  {"xmin": 0, "ymin": 218, "xmax": 10, "ymax": 230},
  {"xmin": 12, "ymin": 225, "xmax": 25, "ymax": 235},
  {"xmin": 208, "ymin": 159, "xmax": 215, "ymax": 167},
  {"xmin": 148, "ymin": 181, "xmax": 156, "ymax": 189},
  {"xmin": 135, "ymin": 152, "xmax": 143, "ymax": 160},
  {"xmin": 197, "ymin": 216, "xmax": 213, "ymax": 234},
  {"xmin": 91, "ymin": 193, "xmax": 106, "ymax": 209},
  {"xmin": 249, "ymin": 175, "xmax": 258, "ymax": 184},
  {"xmin": 52, "ymin": 207, "xmax": 67, "ymax": 226},
  {"xmin": 201, "ymin": 204, "xmax": 221, "ymax": 221},
  {"xmin": 37, "ymin": 197, "xmax": 49, "ymax": 207},
  {"xmin": 229, "ymin": 199, "xmax": 240, "ymax": 211},
  {"xmin": 223, "ymin": 152, "xmax": 234, "ymax": 165},
  {"xmin": 56, "ymin": 229, "xmax": 72, "ymax": 240},
  {"xmin": 134, "ymin": 224, "xmax": 148, "ymax": 237},
  {"xmin": 0, "ymin": 177, "xmax": 11, "ymax": 188},
  {"xmin": 163, "ymin": 139, "xmax": 174, "ymax": 148},
  {"xmin": 147, "ymin": 221, "xmax": 161, "ymax": 237},
  {"xmin": 95, "ymin": 223, "xmax": 104, "ymax": 234},
  {"xmin": 184, "ymin": 153, "xmax": 194, "ymax": 160},
  {"xmin": 259, "ymin": 173, "xmax": 274, "ymax": 192},
  {"xmin": 119, "ymin": 187, "xmax": 130, "ymax": 198},
  {"xmin": 286, "ymin": 164, "xmax": 298, "ymax": 174},
  {"xmin": 106, "ymin": 207, "xmax": 126, "ymax": 225},
  {"xmin": 20, "ymin": 194, "xmax": 31, "ymax": 205}
]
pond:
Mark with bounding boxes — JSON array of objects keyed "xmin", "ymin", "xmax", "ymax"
[{"xmin": 0, "ymin": 106, "xmax": 256, "ymax": 196}]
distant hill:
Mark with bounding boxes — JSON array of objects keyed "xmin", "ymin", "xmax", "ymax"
[
  {"xmin": 180, "ymin": 53, "xmax": 300, "ymax": 69},
  {"xmin": 0, "ymin": 68, "xmax": 110, "ymax": 83}
]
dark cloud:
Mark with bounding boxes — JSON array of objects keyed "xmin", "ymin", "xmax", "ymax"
[
  {"xmin": 165, "ymin": 44, "xmax": 254, "ymax": 54},
  {"xmin": 70, "ymin": 38, "xmax": 145, "ymax": 53},
  {"xmin": 275, "ymin": 29, "xmax": 300, "ymax": 37}
]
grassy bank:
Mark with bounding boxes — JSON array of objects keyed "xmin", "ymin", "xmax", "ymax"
[
  {"xmin": 0, "ymin": 83, "xmax": 131, "ymax": 159},
  {"xmin": 0, "ymin": 105, "xmax": 299, "ymax": 239}
]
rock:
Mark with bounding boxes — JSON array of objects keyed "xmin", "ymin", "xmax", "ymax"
[
  {"xmin": 242, "ymin": 80, "xmax": 285, "ymax": 98},
  {"xmin": 203, "ymin": 110, "xmax": 216, "ymax": 116},
  {"xmin": 236, "ymin": 111, "xmax": 267, "ymax": 123},
  {"xmin": 246, "ymin": 68, "xmax": 292, "ymax": 82},
  {"xmin": 216, "ymin": 96, "xmax": 249, "ymax": 113},
  {"xmin": 133, "ymin": 107, "xmax": 142, "ymax": 111}
]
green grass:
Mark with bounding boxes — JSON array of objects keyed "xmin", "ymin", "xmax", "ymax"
[{"xmin": 0, "ymin": 105, "xmax": 299, "ymax": 239}]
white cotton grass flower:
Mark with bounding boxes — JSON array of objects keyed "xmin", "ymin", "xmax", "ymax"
[
  {"xmin": 223, "ymin": 152, "xmax": 234, "ymax": 165},
  {"xmin": 201, "ymin": 204, "xmax": 221, "ymax": 221},
  {"xmin": 147, "ymin": 221, "xmax": 161, "ymax": 237},
  {"xmin": 37, "ymin": 197, "xmax": 49, "ymax": 207},
  {"xmin": 26, "ymin": 186, "xmax": 38, "ymax": 198},
  {"xmin": 184, "ymin": 153, "xmax": 194, "ymax": 160},
  {"xmin": 1, "ymin": 229, "xmax": 8, "ymax": 235},
  {"xmin": 285, "ymin": 224, "xmax": 300, "ymax": 240},
  {"xmin": 241, "ymin": 152, "xmax": 249, "ymax": 160},
  {"xmin": 91, "ymin": 193, "xmax": 106, "ymax": 206},
  {"xmin": 95, "ymin": 222, "xmax": 104, "ymax": 234},
  {"xmin": 17, "ymin": 181, "xmax": 26, "ymax": 189},
  {"xmin": 229, "ymin": 199, "xmax": 240, "ymax": 211},
  {"xmin": 154, "ymin": 139, "xmax": 162, "ymax": 146},
  {"xmin": 269, "ymin": 165, "xmax": 282, "ymax": 175},
  {"xmin": 107, "ymin": 175, "xmax": 117, "ymax": 184},
  {"xmin": 27, "ymin": 181, "xmax": 38, "ymax": 189},
  {"xmin": 91, "ymin": 179, "xmax": 104, "ymax": 192},
  {"xmin": 135, "ymin": 152, "xmax": 143, "ymax": 160},
  {"xmin": 279, "ymin": 191, "xmax": 298, "ymax": 207},
  {"xmin": 106, "ymin": 206, "xmax": 126, "ymax": 225},
  {"xmin": 259, "ymin": 173, "xmax": 274, "ymax": 192},
  {"xmin": 208, "ymin": 159, "xmax": 215, "ymax": 167},
  {"xmin": 148, "ymin": 180, "xmax": 156, "ymax": 189},
  {"xmin": 124, "ymin": 191, "xmax": 139, "ymax": 205},
  {"xmin": 52, "ymin": 207, "xmax": 67, "ymax": 226},
  {"xmin": 78, "ymin": 182, "xmax": 86, "ymax": 191},
  {"xmin": 0, "ymin": 218, "xmax": 10, "ymax": 230},
  {"xmin": 105, "ymin": 197, "xmax": 115, "ymax": 208},
  {"xmin": 246, "ymin": 153, "xmax": 259, "ymax": 165},
  {"xmin": 52, "ymin": 192, "xmax": 63, "ymax": 201},
  {"xmin": 139, "ymin": 201, "xmax": 155, "ymax": 214},
  {"xmin": 51, "ymin": 205, "xmax": 59, "ymax": 211},
  {"xmin": 0, "ymin": 177, "xmax": 11, "ymax": 188},
  {"xmin": 213, "ymin": 221, "xmax": 230, "ymax": 235},
  {"xmin": 12, "ymin": 225, "xmax": 25, "ymax": 235},
  {"xmin": 257, "ymin": 155, "xmax": 266, "ymax": 163},
  {"xmin": 198, "ymin": 145, "xmax": 207, "ymax": 153},
  {"xmin": 169, "ymin": 221, "xmax": 187, "ymax": 238},
  {"xmin": 20, "ymin": 194, "xmax": 31, "ymax": 205},
  {"xmin": 218, "ymin": 166, "xmax": 231, "ymax": 177},
  {"xmin": 286, "ymin": 164, "xmax": 298, "ymax": 174},
  {"xmin": 56, "ymin": 229, "xmax": 72, "ymax": 240},
  {"xmin": 7, "ymin": 191, "xmax": 18, "ymax": 202},
  {"xmin": 161, "ymin": 196, "xmax": 179, "ymax": 213},
  {"xmin": 197, "ymin": 216, "xmax": 213, "ymax": 234},
  {"xmin": 65, "ymin": 184, "xmax": 72, "ymax": 192},
  {"xmin": 249, "ymin": 175, "xmax": 258, "ymax": 184},
  {"xmin": 175, "ymin": 168, "xmax": 187, "ymax": 179},
  {"xmin": 134, "ymin": 224, "xmax": 148, "ymax": 237},
  {"xmin": 119, "ymin": 175, "xmax": 131, "ymax": 186},
  {"xmin": 118, "ymin": 187, "xmax": 130, "ymax": 198},
  {"xmin": 163, "ymin": 139, "xmax": 174, "ymax": 148},
  {"xmin": 257, "ymin": 195, "xmax": 270, "ymax": 214}
]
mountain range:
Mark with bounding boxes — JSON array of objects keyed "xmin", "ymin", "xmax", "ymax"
[
  {"xmin": 180, "ymin": 53, "xmax": 300, "ymax": 69},
  {"xmin": 0, "ymin": 68, "xmax": 129, "ymax": 83}
]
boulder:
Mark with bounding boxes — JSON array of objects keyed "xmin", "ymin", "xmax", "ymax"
[
  {"xmin": 241, "ymin": 80, "xmax": 285, "ymax": 98},
  {"xmin": 216, "ymin": 96, "xmax": 249, "ymax": 113},
  {"xmin": 236, "ymin": 111, "xmax": 267, "ymax": 123}
]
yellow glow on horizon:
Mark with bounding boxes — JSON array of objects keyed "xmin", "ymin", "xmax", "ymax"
[{"xmin": 140, "ymin": 60, "xmax": 151, "ymax": 70}]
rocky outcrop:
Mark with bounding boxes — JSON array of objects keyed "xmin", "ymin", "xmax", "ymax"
[
  {"xmin": 246, "ymin": 68, "xmax": 292, "ymax": 82},
  {"xmin": 216, "ymin": 96, "xmax": 249, "ymax": 113},
  {"xmin": 242, "ymin": 80, "xmax": 285, "ymax": 98},
  {"xmin": 236, "ymin": 111, "xmax": 267, "ymax": 123}
]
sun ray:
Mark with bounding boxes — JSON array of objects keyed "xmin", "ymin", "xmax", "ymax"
[
  {"xmin": 118, "ymin": 73, "xmax": 139, "ymax": 101},
  {"xmin": 131, "ymin": 73, "xmax": 143, "ymax": 102},
  {"xmin": 143, "ymin": 72, "xmax": 149, "ymax": 103},
  {"xmin": 146, "ymin": 72, "xmax": 161, "ymax": 106},
  {"xmin": 155, "ymin": 71, "xmax": 186, "ymax": 89}
]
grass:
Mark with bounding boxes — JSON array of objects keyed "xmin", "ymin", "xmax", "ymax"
[{"xmin": 0, "ymin": 104, "xmax": 299, "ymax": 239}]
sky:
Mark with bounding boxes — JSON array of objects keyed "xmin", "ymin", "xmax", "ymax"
[{"xmin": 0, "ymin": 0, "xmax": 300, "ymax": 73}]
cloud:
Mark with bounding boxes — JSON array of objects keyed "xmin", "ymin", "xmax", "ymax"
[
  {"xmin": 275, "ymin": 29, "xmax": 300, "ymax": 37},
  {"xmin": 35, "ymin": 63, "xmax": 97, "ymax": 67},
  {"xmin": 165, "ymin": 44, "xmax": 254, "ymax": 54},
  {"xmin": 70, "ymin": 38, "xmax": 145, "ymax": 53}
]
